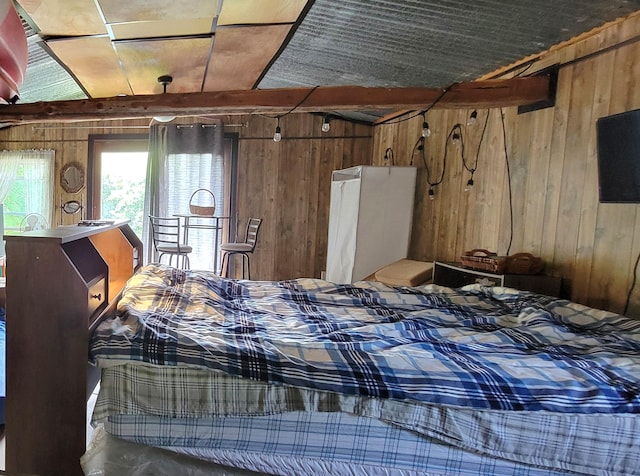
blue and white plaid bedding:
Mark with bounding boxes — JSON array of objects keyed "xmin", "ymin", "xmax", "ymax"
[{"xmin": 90, "ymin": 264, "xmax": 640, "ymax": 414}]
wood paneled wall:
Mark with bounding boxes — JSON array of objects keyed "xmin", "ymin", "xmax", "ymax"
[
  {"xmin": 234, "ymin": 114, "xmax": 372, "ymax": 281},
  {"xmin": 0, "ymin": 114, "xmax": 372, "ymax": 281},
  {"xmin": 372, "ymin": 13, "xmax": 640, "ymax": 317}
]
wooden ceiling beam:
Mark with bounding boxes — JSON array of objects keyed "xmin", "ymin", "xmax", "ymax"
[{"xmin": 0, "ymin": 76, "xmax": 550, "ymax": 124}]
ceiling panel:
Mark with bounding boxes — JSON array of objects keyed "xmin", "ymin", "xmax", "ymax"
[
  {"xmin": 19, "ymin": 0, "xmax": 106, "ymax": 36},
  {"xmin": 109, "ymin": 18, "xmax": 214, "ymax": 40},
  {"xmin": 46, "ymin": 36, "xmax": 130, "ymax": 98},
  {"xmin": 114, "ymin": 37, "xmax": 213, "ymax": 94},
  {"xmin": 205, "ymin": 25, "xmax": 291, "ymax": 91},
  {"xmin": 218, "ymin": 0, "xmax": 309, "ymax": 26},
  {"xmin": 96, "ymin": 0, "xmax": 220, "ymax": 24}
]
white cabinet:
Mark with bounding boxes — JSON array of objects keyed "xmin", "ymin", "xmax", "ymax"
[{"xmin": 326, "ymin": 166, "xmax": 417, "ymax": 283}]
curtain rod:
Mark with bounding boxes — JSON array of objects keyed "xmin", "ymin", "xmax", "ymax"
[{"xmin": 30, "ymin": 123, "xmax": 248, "ymax": 131}]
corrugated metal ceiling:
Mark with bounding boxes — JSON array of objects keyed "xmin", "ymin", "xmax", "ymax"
[
  {"xmin": 259, "ymin": 0, "xmax": 640, "ymax": 90},
  {"xmin": 19, "ymin": 18, "xmax": 87, "ymax": 103}
]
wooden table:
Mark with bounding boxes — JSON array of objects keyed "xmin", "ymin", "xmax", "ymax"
[{"xmin": 174, "ymin": 214, "xmax": 230, "ymax": 273}]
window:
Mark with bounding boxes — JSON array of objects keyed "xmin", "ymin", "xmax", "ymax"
[
  {"xmin": 88, "ymin": 135, "xmax": 149, "ymax": 237},
  {"xmin": 0, "ymin": 149, "xmax": 54, "ymax": 233},
  {"xmin": 90, "ymin": 130, "xmax": 238, "ymax": 271}
]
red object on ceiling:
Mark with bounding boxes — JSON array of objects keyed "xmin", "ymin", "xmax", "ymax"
[{"xmin": 0, "ymin": 0, "xmax": 27, "ymax": 104}]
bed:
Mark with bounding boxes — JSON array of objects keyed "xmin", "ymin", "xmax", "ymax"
[{"xmin": 87, "ymin": 263, "xmax": 640, "ymax": 475}]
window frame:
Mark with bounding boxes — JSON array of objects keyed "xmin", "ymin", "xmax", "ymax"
[{"xmin": 87, "ymin": 134, "xmax": 149, "ymax": 220}]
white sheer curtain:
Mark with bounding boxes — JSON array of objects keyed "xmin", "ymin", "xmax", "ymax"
[
  {"xmin": 20, "ymin": 149, "xmax": 55, "ymax": 226},
  {"xmin": 0, "ymin": 150, "xmax": 21, "ymax": 256},
  {"xmin": 0, "ymin": 151, "xmax": 20, "ymax": 201},
  {"xmin": 164, "ymin": 151, "xmax": 225, "ymax": 269},
  {"xmin": 143, "ymin": 123, "xmax": 224, "ymax": 269},
  {"xmin": 0, "ymin": 149, "xmax": 54, "ymax": 253}
]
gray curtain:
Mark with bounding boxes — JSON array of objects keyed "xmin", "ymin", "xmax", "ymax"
[
  {"xmin": 143, "ymin": 122, "xmax": 224, "ymax": 266},
  {"xmin": 143, "ymin": 124, "xmax": 168, "ymax": 264}
]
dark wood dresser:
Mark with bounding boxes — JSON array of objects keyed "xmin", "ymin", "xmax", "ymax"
[{"xmin": 4, "ymin": 221, "xmax": 142, "ymax": 476}]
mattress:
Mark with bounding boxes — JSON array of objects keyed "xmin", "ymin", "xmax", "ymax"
[
  {"xmin": 92, "ymin": 363, "xmax": 638, "ymax": 475},
  {"xmin": 98, "ymin": 413, "xmax": 574, "ymax": 476}
]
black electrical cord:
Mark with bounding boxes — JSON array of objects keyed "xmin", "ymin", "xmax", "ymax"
[
  {"xmin": 411, "ymin": 123, "xmax": 463, "ymax": 189},
  {"xmin": 499, "ymin": 108, "xmax": 514, "ymax": 256},
  {"xmin": 452, "ymin": 123, "xmax": 465, "ymax": 173},
  {"xmin": 462, "ymin": 109, "xmax": 490, "ymax": 180},
  {"xmin": 376, "ymin": 83, "xmax": 456, "ymax": 126},
  {"xmin": 259, "ymin": 85, "xmax": 321, "ymax": 120},
  {"xmin": 624, "ymin": 249, "xmax": 640, "ymax": 315}
]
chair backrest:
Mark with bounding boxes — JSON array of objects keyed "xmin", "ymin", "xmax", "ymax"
[
  {"xmin": 243, "ymin": 217, "xmax": 262, "ymax": 251},
  {"xmin": 149, "ymin": 216, "xmax": 185, "ymax": 252}
]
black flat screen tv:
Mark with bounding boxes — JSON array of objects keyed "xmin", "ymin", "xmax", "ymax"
[{"xmin": 596, "ymin": 108, "xmax": 640, "ymax": 203}]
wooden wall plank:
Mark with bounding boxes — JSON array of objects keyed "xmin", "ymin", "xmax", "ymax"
[{"xmin": 573, "ymin": 27, "xmax": 617, "ymax": 307}]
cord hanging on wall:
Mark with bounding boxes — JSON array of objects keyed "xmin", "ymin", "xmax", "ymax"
[
  {"xmin": 410, "ymin": 125, "xmax": 448, "ymax": 200},
  {"xmin": 411, "ymin": 117, "xmax": 477, "ymax": 200},
  {"xmin": 463, "ymin": 109, "xmax": 491, "ymax": 193},
  {"xmin": 406, "ymin": 107, "xmax": 490, "ymax": 201}
]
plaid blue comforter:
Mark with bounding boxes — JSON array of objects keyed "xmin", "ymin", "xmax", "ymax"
[{"xmin": 90, "ymin": 264, "xmax": 640, "ymax": 414}]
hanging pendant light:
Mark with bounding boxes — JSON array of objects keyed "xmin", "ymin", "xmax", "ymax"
[
  {"xmin": 321, "ymin": 115, "xmax": 331, "ymax": 133},
  {"xmin": 273, "ymin": 116, "xmax": 282, "ymax": 142},
  {"xmin": 152, "ymin": 75, "xmax": 176, "ymax": 123}
]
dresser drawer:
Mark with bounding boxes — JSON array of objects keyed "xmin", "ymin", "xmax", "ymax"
[{"xmin": 87, "ymin": 275, "xmax": 106, "ymax": 318}]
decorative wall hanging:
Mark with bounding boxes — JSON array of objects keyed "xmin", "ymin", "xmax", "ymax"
[{"xmin": 60, "ymin": 163, "xmax": 84, "ymax": 194}]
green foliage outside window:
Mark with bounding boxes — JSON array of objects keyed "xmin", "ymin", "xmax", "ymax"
[
  {"xmin": 4, "ymin": 165, "xmax": 28, "ymax": 229},
  {"xmin": 101, "ymin": 174, "xmax": 145, "ymax": 238}
]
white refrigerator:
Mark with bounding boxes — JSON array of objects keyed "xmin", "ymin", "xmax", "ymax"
[{"xmin": 326, "ymin": 165, "xmax": 417, "ymax": 283}]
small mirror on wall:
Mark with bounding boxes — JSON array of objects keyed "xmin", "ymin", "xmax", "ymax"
[
  {"xmin": 61, "ymin": 163, "xmax": 84, "ymax": 194},
  {"xmin": 62, "ymin": 200, "xmax": 82, "ymax": 214}
]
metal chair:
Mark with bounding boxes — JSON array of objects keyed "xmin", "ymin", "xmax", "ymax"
[
  {"xmin": 220, "ymin": 217, "xmax": 262, "ymax": 279},
  {"xmin": 149, "ymin": 216, "xmax": 193, "ymax": 269}
]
